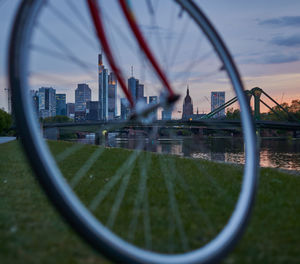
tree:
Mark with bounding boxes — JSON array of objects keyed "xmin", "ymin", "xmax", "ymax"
[
  {"xmin": 42, "ymin": 115, "xmax": 73, "ymax": 123},
  {"xmin": 226, "ymin": 107, "xmax": 240, "ymax": 120},
  {"xmin": 0, "ymin": 109, "xmax": 12, "ymax": 135}
]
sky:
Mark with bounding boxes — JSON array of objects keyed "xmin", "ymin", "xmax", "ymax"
[{"xmin": 0, "ymin": 0, "xmax": 300, "ymax": 115}]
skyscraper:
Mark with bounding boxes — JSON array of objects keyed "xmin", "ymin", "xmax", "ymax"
[
  {"xmin": 38, "ymin": 87, "xmax": 56, "ymax": 119},
  {"xmin": 162, "ymin": 109, "xmax": 172, "ymax": 120},
  {"xmin": 120, "ymin": 98, "xmax": 130, "ymax": 120},
  {"xmin": 136, "ymin": 84, "xmax": 144, "ymax": 100},
  {"xmin": 75, "ymin": 83, "xmax": 91, "ymax": 112},
  {"xmin": 56, "ymin": 93, "xmax": 66, "ymax": 116},
  {"xmin": 67, "ymin": 103, "xmax": 75, "ymax": 119},
  {"xmin": 86, "ymin": 101, "xmax": 100, "ymax": 121},
  {"xmin": 128, "ymin": 76, "xmax": 145, "ymax": 103},
  {"xmin": 30, "ymin": 90, "xmax": 39, "ymax": 116},
  {"xmin": 149, "ymin": 96, "xmax": 158, "ymax": 120},
  {"xmin": 98, "ymin": 53, "xmax": 108, "ymax": 121},
  {"xmin": 182, "ymin": 87, "xmax": 193, "ymax": 120},
  {"xmin": 211, "ymin": 91, "xmax": 225, "ymax": 118},
  {"xmin": 108, "ymin": 72, "xmax": 117, "ymax": 120},
  {"xmin": 128, "ymin": 76, "xmax": 137, "ymax": 103}
]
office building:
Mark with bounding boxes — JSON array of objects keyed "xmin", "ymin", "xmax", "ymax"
[
  {"xmin": 149, "ymin": 96, "xmax": 158, "ymax": 120},
  {"xmin": 136, "ymin": 84, "xmax": 144, "ymax": 100},
  {"xmin": 128, "ymin": 76, "xmax": 137, "ymax": 103},
  {"xmin": 98, "ymin": 53, "xmax": 108, "ymax": 120},
  {"xmin": 162, "ymin": 109, "xmax": 172, "ymax": 120},
  {"xmin": 30, "ymin": 90, "xmax": 39, "ymax": 116},
  {"xmin": 108, "ymin": 72, "xmax": 117, "ymax": 120},
  {"xmin": 128, "ymin": 76, "xmax": 145, "ymax": 103},
  {"xmin": 182, "ymin": 87, "xmax": 193, "ymax": 120},
  {"xmin": 75, "ymin": 83, "xmax": 91, "ymax": 112},
  {"xmin": 56, "ymin": 93, "xmax": 66, "ymax": 116},
  {"xmin": 120, "ymin": 98, "xmax": 130, "ymax": 120},
  {"xmin": 211, "ymin": 91, "xmax": 225, "ymax": 118},
  {"xmin": 38, "ymin": 87, "xmax": 56, "ymax": 119},
  {"xmin": 67, "ymin": 103, "xmax": 75, "ymax": 119},
  {"xmin": 86, "ymin": 101, "xmax": 100, "ymax": 121}
]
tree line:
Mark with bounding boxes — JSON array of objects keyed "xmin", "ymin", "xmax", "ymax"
[{"xmin": 226, "ymin": 99, "xmax": 300, "ymax": 121}]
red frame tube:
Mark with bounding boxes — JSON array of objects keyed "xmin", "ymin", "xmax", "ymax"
[
  {"xmin": 119, "ymin": 0, "xmax": 175, "ymax": 98},
  {"xmin": 87, "ymin": 0, "xmax": 134, "ymax": 107}
]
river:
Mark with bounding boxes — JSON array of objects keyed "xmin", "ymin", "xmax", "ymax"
[{"xmin": 76, "ymin": 135, "xmax": 300, "ymax": 171}]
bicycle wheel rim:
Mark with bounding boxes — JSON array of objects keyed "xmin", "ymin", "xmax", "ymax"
[{"xmin": 8, "ymin": 0, "xmax": 258, "ymax": 263}]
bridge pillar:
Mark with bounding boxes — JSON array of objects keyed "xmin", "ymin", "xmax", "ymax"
[{"xmin": 251, "ymin": 87, "xmax": 263, "ymax": 120}]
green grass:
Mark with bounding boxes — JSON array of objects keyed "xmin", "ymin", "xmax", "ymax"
[{"xmin": 0, "ymin": 140, "xmax": 299, "ymax": 263}]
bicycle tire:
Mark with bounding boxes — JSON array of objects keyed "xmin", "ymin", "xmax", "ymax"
[{"xmin": 9, "ymin": 0, "xmax": 258, "ymax": 263}]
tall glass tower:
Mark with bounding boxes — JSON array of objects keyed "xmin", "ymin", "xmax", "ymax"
[
  {"xmin": 108, "ymin": 72, "xmax": 117, "ymax": 120},
  {"xmin": 38, "ymin": 87, "xmax": 56, "ymax": 118},
  {"xmin": 98, "ymin": 53, "xmax": 108, "ymax": 121},
  {"xmin": 56, "ymin": 94, "xmax": 66, "ymax": 116},
  {"xmin": 75, "ymin": 83, "xmax": 91, "ymax": 112}
]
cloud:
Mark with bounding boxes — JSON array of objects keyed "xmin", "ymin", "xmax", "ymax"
[
  {"xmin": 264, "ymin": 54, "xmax": 299, "ymax": 64},
  {"xmin": 259, "ymin": 16, "xmax": 300, "ymax": 27},
  {"xmin": 270, "ymin": 35, "xmax": 300, "ymax": 47}
]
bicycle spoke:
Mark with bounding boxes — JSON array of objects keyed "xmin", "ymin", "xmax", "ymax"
[
  {"xmin": 48, "ymin": 3, "xmax": 98, "ymax": 50},
  {"xmin": 159, "ymin": 155, "xmax": 189, "ymax": 252},
  {"xmin": 55, "ymin": 143, "xmax": 85, "ymax": 163},
  {"xmin": 127, "ymin": 152, "xmax": 151, "ymax": 242},
  {"xmin": 37, "ymin": 24, "xmax": 95, "ymax": 79},
  {"xmin": 89, "ymin": 149, "xmax": 141, "ymax": 212},
  {"xmin": 70, "ymin": 147, "xmax": 105, "ymax": 188}
]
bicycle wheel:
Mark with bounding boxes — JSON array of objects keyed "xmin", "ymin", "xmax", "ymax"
[{"xmin": 9, "ymin": 0, "xmax": 258, "ymax": 263}]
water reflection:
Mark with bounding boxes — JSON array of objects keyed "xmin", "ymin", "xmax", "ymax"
[{"xmin": 75, "ymin": 135, "xmax": 300, "ymax": 171}]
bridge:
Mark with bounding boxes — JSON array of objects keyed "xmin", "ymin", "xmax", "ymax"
[{"xmin": 42, "ymin": 87, "xmax": 300, "ymax": 140}]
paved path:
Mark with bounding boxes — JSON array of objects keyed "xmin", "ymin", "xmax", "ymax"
[{"xmin": 0, "ymin": 137, "xmax": 16, "ymax": 144}]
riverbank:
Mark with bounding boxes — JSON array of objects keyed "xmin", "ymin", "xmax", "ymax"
[{"xmin": 0, "ymin": 141, "xmax": 299, "ymax": 263}]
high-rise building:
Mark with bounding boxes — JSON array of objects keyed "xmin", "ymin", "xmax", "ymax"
[
  {"xmin": 108, "ymin": 72, "xmax": 117, "ymax": 120},
  {"xmin": 38, "ymin": 87, "xmax": 56, "ymax": 119},
  {"xmin": 75, "ymin": 83, "xmax": 91, "ymax": 112},
  {"xmin": 149, "ymin": 96, "xmax": 158, "ymax": 120},
  {"xmin": 211, "ymin": 91, "xmax": 225, "ymax": 118},
  {"xmin": 98, "ymin": 53, "xmax": 108, "ymax": 121},
  {"xmin": 182, "ymin": 87, "xmax": 193, "ymax": 120},
  {"xmin": 120, "ymin": 98, "xmax": 130, "ymax": 120},
  {"xmin": 128, "ymin": 76, "xmax": 145, "ymax": 103},
  {"xmin": 56, "ymin": 94, "xmax": 66, "ymax": 116},
  {"xmin": 30, "ymin": 90, "xmax": 39, "ymax": 116},
  {"xmin": 86, "ymin": 101, "xmax": 100, "ymax": 121},
  {"xmin": 67, "ymin": 103, "xmax": 75, "ymax": 119},
  {"xmin": 136, "ymin": 84, "xmax": 144, "ymax": 100},
  {"xmin": 162, "ymin": 109, "xmax": 172, "ymax": 120},
  {"xmin": 128, "ymin": 77, "xmax": 137, "ymax": 103}
]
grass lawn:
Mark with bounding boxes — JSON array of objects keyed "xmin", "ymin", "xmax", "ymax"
[{"xmin": 0, "ymin": 140, "xmax": 299, "ymax": 263}]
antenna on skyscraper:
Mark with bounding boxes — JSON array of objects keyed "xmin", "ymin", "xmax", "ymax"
[{"xmin": 131, "ymin": 66, "xmax": 133, "ymax": 77}]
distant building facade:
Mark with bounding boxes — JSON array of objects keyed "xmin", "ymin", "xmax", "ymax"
[
  {"xmin": 162, "ymin": 109, "xmax": 172, "ymax": 120},
  {"xmin": 149, "ymin": 96, "xmax": 158, "ymax": 120},
  {"xmin": 98, "ymin": 54, "xmax": 108, "ymax": 120},
  {"xmin": 56, "ymin": 93, "xmax": 66, "ymax": 116},
  {"xmin": 120, "ymin": 98, "xmax": 130, "ymax": 120},
  {"xmin": 75, "ymin": 83, "xmax": 91, "ymax": 112},
  {"xmin": 67, "ymin": 103, "xmax": 75, "ymax": 119},
  {"xmin": 211, "ymin": 91, "xmax": 225, "ymax": 118},
  {"xmin": 86, "ymin": 101, "xmax": 99, "ymax": 121},
  {"xmin": 108, "ymin": 72, "xmax": 117, "ymax": 120},
  {"xmin": 38, "ymin": 87, "xmax": 56, "ymax": 119},
  {"xmin": 30, "ymin": 90, "xmax": 39, "ymax": 116},
  {"xmin": 182, "ymin": 87, "xmax": 193, "ymax": 120}
]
